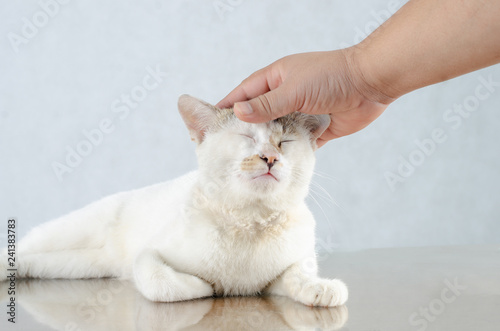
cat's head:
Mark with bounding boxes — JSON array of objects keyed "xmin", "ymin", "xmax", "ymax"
[{"xmin": 178, "ymin": 95, "xmax": 329, "ymax": 209}]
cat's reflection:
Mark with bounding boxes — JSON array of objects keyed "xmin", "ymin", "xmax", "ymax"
[{"xmin": 3, "ymin": 279, "xmax": 348, "ymax": 330}]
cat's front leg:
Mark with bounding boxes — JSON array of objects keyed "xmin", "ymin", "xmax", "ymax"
[
  {"xmin": 133, "ymin": 249, "xmax": 213, "ymax": 302},
  {"xmin": 265, "ymin": 261, "xmax": 348, "ymax": 307}
]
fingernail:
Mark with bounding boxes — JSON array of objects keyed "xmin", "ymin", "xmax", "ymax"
[{"xmin": 235, "ymin": 102, "xmax": 253, "ymax": 116}]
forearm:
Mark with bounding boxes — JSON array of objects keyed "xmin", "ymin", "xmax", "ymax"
[{"xmin": 353, "ymin": 0, "xmax": 500, "ymax": 100}]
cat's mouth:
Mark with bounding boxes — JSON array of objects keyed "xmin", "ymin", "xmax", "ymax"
[{"xmin": 253, "ymin": 171, "xmax": 279, "ymax": 182}]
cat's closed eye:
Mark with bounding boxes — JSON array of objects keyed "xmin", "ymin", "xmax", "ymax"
[
  {"xmin": 239, "ymin": 134, "xmax": 256, "ymax": 143},
  {"xmin": 278, "ymin": 140, "xmax": 295, "ymax": 148}
]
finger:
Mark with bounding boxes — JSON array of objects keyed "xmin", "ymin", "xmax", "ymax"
[
  {"xmin": 234, "ymin": 83, "xmax": 297, "ymax": 123},
  {"xmin": 216, "ymin": 66, "xmax": 281, "ymax": 109}
]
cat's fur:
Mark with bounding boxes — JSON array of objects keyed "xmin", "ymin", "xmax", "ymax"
[{"xmin": 1, "ymin": 95, "xmax": 348, "ymax": 307}]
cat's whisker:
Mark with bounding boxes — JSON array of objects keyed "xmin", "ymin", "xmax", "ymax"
[
  {"xmin": 310, "ymin": 181, "xmax": 336, "ymax": 205},
  {"xmin": 312, "ymin": 170, "xmax": 340, "ymax": 184},
  {"xmin": 305, "ymin": 188, "xmax": 337, "ymax": 235},
  {"xmin": 288, "ymin": 168, "xmax": 351, "ymax": 235},
  {"xmin": 311, "ymin": 180, "xmax": 352, "ymax": 220}
]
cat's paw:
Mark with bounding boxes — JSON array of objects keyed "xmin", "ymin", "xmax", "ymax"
[
  {"xmin": 295, "ymin": 278, "xmax": 348, "ymax": 307},
  {"xmin": 135, "ymin": 270, "xmax": 213, "ymax": 302},
  {"xmin": 134, "ymin": 250, "xmax": 214, "ymax": 302}
]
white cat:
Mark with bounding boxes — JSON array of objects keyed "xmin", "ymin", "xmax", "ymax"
[{"xmin": 1, "ymin": 95, "xmax": 348, "ymax": 307}]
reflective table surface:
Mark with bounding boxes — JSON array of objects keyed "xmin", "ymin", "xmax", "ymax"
[{"xmin": 1, "ymin": 245, "xmax": 499, "ymax": 330}]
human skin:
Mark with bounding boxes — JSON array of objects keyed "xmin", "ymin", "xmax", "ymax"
[{"xmin": 217, "ymin": 0, "xmax": 500, "ymax": 147}]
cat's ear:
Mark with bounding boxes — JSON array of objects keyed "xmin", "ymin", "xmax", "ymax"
[
  {"xmin": 178, "ymin": 94, "xmax": 220, "ymax": 144},
  {"xmin": 301, "ymin": 114, "xmax": 331, "ymax": 146}
]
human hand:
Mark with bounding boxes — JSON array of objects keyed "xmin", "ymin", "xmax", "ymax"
[{"xmin": 216, "ymin": 49, "xmax": 394, "ymax": 147}]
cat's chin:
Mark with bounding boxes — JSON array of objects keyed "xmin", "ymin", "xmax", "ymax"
[
  {"xmin": 252, "ymin": 173, "xmax": 279, "ymax": 182},
  {"xmin": 243, "ymin": 174, "xmax": 283, "ymax": 194}
]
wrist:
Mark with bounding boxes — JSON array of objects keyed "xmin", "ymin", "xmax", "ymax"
[{"xmin": 344, "ymin": 44, "xmax": 402, "ymax": 104}]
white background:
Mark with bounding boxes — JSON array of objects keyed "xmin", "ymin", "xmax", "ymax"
[{"xmin": 1, "ymin": 0, "xmax": 499, "ymax": 251}]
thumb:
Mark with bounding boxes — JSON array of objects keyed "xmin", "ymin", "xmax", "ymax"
[{"xmin": 233, "ymin": 85, "xmax": 296, "ymax": 123}]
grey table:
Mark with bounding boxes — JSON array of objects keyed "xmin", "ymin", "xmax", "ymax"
[{"xmin": 1, "ymin": 245, "xmax": 499, "ymax": 330}]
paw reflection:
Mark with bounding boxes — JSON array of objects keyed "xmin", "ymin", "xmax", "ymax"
[{"xmin": 5, "ymin": 279, "xmax": 348, "ymax": 330}]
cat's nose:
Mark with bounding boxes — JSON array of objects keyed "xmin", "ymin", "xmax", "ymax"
[{"xmin": 260, "ymin": 155, "xmax": 278, "ymax": 169}]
